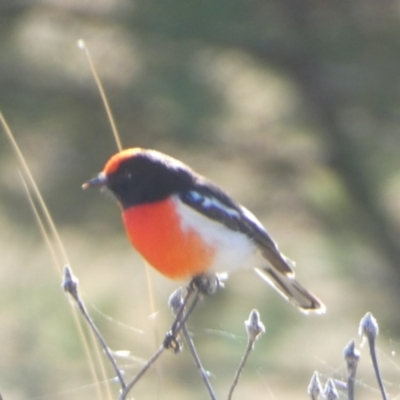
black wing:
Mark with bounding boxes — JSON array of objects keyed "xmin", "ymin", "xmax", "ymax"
[
  {"xmin": 179, "ymin": 183, "xmax": 324, "ymax": 313},
  {"xmin": 179, "ymin": 182, "xmax": 294, "ymax": 276}
]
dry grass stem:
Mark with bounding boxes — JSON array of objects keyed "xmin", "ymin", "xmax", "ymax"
[{"xmin": 78, "ymin": 39, "xmax": 122, "ymax": 152}]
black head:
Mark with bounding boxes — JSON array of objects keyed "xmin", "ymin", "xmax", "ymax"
[{"xmin": 85, "ymin": 148, "xmax": 197, "ymax": 209}]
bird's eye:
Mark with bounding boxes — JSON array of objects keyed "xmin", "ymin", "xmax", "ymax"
[
  {"xmin": 122, "ymin": 169, "xmax": 132, "ymax": 180},
  {"xmin": 113, "ymin": 169, "xmax": 132, "ymax": 186}
]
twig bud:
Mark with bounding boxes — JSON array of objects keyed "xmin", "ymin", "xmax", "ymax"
[
  {"xmin": 308, "ymin": 371, "xmax": 322, "ymax": 399},
  {"xmin": 227, "ymin": 309, "xmax": 265, "ymax": 400},
  {"xmin": 359, "ymin": 312, "xmax": 379, "ymax": 341},
  {"xmin": 344, "ymin": 339, "xmax": 360, "ymax": 368},
  {"xmin": 168, "ymin": 288, "xmax": 184, "ymax": 316},
  {"xmin": 343, "ymin": 339, "xmax": 360, "ymax": 400},
  {"xmin": 359, "ymin": 312, "xmax": 388, "ymax": 400},
  {"xmin": 245, "ymin": 309, "xmax": 265, "ymax": 345},
  {"xmin": 62, "ymin": 264, "xmax": 79, "ymax": 300},
  {"xmin": 323, "ymin": 378, "xmax": 339, "ymax": 400}
]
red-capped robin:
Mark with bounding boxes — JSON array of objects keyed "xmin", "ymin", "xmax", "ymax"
[{"xmin": 83, "ymin": 148, "xmax": 325, "ymax": 314}]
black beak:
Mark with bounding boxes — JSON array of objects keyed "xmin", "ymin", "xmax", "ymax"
[{"xmin": 82, "ymin": 173, "xmax": 107, "ymax": 189}]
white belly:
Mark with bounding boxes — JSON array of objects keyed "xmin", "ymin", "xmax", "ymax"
[{"xmin": 173, "ymin": 197, "xmax": 255, "ymax": 275}]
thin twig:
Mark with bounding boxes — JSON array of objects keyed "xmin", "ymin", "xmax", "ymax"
[
  {"xmin": 227, "ymin": 309, "xmax": 265, "ymax": 400},
  {"xmin": 359, "ymin": 312, "xmax": 387, "ymax": 400},
  {"xmin": 344, "ymin": 339, "xmax": 360, "ymax": 400},
  {"xmin": 182, "ymin": 325, "xmax": 217, "ymax": 400},
  {"xmin": 122, "ymin": 277, "xmax": 207, "ymax": 398},
  {"xmin": 119, "ymin": 289, "xmax": 197, "ymax": 400},
  {"xmin": 173, "ymin": 290, "xmax": 203, "ymax": 335},
  {"xmin": 227, "ymin": 338, "xmax": 253, "ymax": 400},
  {"xmin": 62, "ymin": 265, "xmax": 127, "ymax": 390},
  {"xmin": 64, "ymin": 272, "xmax": 212, "ymax": 400},
  {"xmin": 165, "ymin": 275, "xmax": 219, "ymax": 351},
  {"xmin": 118, "ymin": 345, "xmax": 165, "ymax": 400},
  {"xmin": 168, "ymin": 283, "xmax": 196, "ymax": 338},
  {"xmin": 169, "ymin": 288, "xmax": 217, "ymax": 400}
]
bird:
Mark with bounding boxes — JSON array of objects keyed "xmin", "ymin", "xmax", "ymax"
[{"xmin": 83, "ymin": 147, "xmax": 325, "ymax": 314}]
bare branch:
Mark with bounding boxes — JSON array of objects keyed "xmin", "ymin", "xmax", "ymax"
[
  {"xmin": 122, "ymin": 276, "xmax": 211, "ymax": 398},
  {"xmin": 118, "ymin": 345, "xmax": 165, "ymax": 400},
  {"xmin": 169, "ymin": 288, "xmax": 217, "ymax": 400},
  {"xmin": 227, "ymin": 309, "xmax": 265, "ymax": 400},
  {"xmin": 62, "ymin": 265, "xmax": 127, "ymax": 390}
]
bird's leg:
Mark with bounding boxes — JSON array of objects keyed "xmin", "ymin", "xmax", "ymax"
[{"xmin": 191, "ymin": 273, "xmax": 222, "ymax": 295}]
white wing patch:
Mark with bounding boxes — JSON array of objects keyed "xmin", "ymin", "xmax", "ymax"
[
  {"xmin": 186, "ymin": 190, "xmax": 241, "ymax": 218},
  {"xmin": 240, "ymin": 206, "xmax": 266, "ymax": 232}
]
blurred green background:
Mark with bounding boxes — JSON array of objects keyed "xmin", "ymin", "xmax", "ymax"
[{"xmin": 1, "ymin": 0, "xmax": 400, "ymax": 399}]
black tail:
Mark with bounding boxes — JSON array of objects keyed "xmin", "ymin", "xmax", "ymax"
[{"xmin": 255, "ymin": 267, "xmax": 325, "ymax": 314}]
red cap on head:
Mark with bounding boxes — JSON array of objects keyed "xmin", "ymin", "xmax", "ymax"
[{"xmin": 103, "ymin": 148, "xmax": 143, "ymax": 175}]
